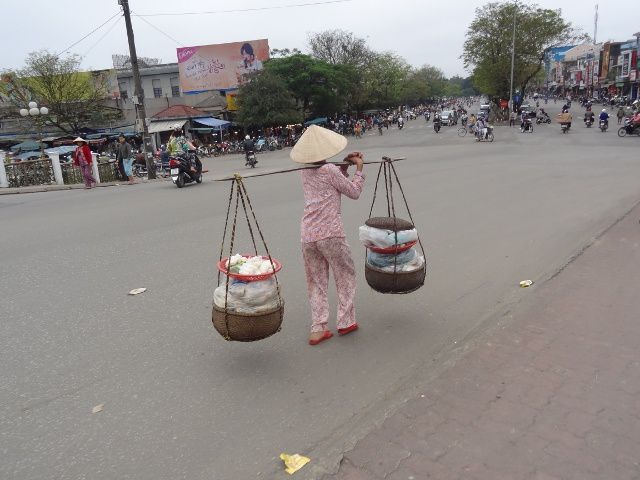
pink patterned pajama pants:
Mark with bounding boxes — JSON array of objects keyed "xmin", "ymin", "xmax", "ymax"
[{"xmin": 302, "ymin": 237, "xmax": 357, "ymax": 333}]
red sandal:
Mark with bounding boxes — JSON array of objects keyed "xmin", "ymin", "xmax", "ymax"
[
  {"xmin": 309, "ymin": 330, "xmax": 333, "ymax": 345},
  {"xmin": 338, "ymin": 323, "xmax": 359, "ymax": 336}
]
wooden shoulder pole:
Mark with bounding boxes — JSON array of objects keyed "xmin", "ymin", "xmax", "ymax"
[{"xmin": 213, "ymin": 157, "xmax": 407, "ymax": 182}]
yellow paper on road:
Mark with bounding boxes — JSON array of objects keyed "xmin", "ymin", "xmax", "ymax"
[{"xmin": 280, "ymin": 453, "xmax": 310, "ymax": 475}]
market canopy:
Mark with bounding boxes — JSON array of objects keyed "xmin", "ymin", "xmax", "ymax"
[
  {"xmin": 304, "ymin": 117, "xmax": 328, "ymax": 126},
  {"xmin": 148, "ymin": 119, "xmax": 187, "ymax": 134},
  {"xmin": 45, "ymin": 146, "xmax": 76, "ymax": 155},
  {"xmin": 10, "ymin": 140, "xmax": 41, "ymax": 152},
  {"xmin": 12, "ymin": 151, "xmax": 42, "ymax": 161},
  {"xmin": 193, "ymin": 117, "xmax": 231, "ymax": 129}
]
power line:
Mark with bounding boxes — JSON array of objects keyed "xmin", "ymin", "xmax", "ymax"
[
  {"xmin": 56, "ymin": 11, "xmax": 122, "ymax": 57},
  {"xmin": 135, "ymin": 0, "xmax": 353, "ymax": 17},
  {"xmin": 81, "ymin": 16, "xmax": 123, "ymax": 58},
  {"xmin": 133, "ymin": 13, "xmax": 225, "ymax": 70},
  {"xmin": 133, "ymin": 13, "xmax": 187, "ymax": 47}
]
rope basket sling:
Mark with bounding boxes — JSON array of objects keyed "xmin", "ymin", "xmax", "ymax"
[
  {"xmin": 364, "ymin": 158, "xmax": 427, "ymax": 294},
  {"xmin": 212, "ymin": 174, "xmax": 284, "ymax": 341}
]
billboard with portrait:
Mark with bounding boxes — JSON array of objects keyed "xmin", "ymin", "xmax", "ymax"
[{"xmin": 177, "ymin": 39, "xmax": 269, "ymax": 93}]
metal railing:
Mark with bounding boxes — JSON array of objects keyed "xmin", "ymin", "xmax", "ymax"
[
  {"xmin": 61, "ymin": 163, "xmax": 84, "ymax": 184},
  {"xmin": 5, "ymin": 159, "xmax": 54, "ymax": 187},
  {"xmin": 97, "ymin": 161, "xmax": 119, "ymax": 183}
]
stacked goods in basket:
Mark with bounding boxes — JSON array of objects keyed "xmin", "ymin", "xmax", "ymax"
[
  {"xmin": 213, "ymin": 174, "xmax": 284, "ymax": 342},
  {"xmin": 214, "ymin": 255, "xmax": 282, "ymax": 314},
  {"xmin": 360, "ymin": 217, "xmax": 426, "ymax": 294},
  {"xmin": 213, "ymin": 252, "xmax": 285, "ymax": 342}
]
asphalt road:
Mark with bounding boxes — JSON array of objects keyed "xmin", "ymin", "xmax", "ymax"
[{"xmin": 2, "ymin": 104, "xmax": 639, "ymax": 480}]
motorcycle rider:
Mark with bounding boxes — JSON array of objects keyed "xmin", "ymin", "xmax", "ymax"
[
  {"xmin": 433, "ymin": 112, "xmax": 442, "ymax": 132},
  {"xmin": 243, "ymin": 135, "xmax": 256, "ymax": 165},
  {"xmin": 520, "ymin": 110, "xmax": 531, "ymax": 132},
  {"xmin": 475, "ymin": 115, "xmax": 487, "ymax": 140},
  {"xmin": 584, "ymin": 108, "xmax": 595, "ymax": 126},
  {"xmin": 599, "ymin": 109, "xmax": 609, "ymax": 129},
  {"xmin": 397, "ymin": 115, "xmax": 404, "ymax": 129},
  {"xmin": 168, "ymin": 125, "xmax": 201, "ymax": 175}
]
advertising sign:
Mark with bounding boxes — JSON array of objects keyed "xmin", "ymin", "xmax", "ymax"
[
  {"xmin": 601, "ymin": 44, "xmax": 610, "ymax": 80},
  {"xmin": 622, "ymin": 52, "xmax": 630, "ymax": 77},
  {"xmin": 226, "ymin": 91, "xmax": 238, "ymax": 111},
  {"xmin": 177, "ymin": 39, "xmax": 269, "ymax": 93}
]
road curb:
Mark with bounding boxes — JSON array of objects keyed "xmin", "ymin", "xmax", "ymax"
[{"xmin": 0, "ymin": 178, "xmax": 169, "ymax": 195}]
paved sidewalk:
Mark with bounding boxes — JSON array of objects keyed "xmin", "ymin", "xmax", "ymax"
[
  {"xmin": 324, "ymin": 203, "xmax": 640, "ymax": 480},
  {"xmin": 0, "ymin": 178, "xmax": 168, "ymax": 195}
]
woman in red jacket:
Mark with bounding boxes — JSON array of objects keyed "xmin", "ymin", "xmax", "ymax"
[{"xmin": 73, "ymin": 137, "xmax": 97, "ymax": 189}]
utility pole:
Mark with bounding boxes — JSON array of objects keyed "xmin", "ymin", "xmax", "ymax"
[
  {"xmin": 593, "ymin": 4, "xmax": 598, "ymax": 45},
  {"xmin": 119, "ymin": 0, "xmax": 156, "ymax": 179},
  {"xmin": 508, "ymin": 2, "xmax": 517, "ymax": 112}
]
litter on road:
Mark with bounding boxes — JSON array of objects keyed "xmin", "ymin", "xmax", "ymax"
[
  {"xmin": 279, "ymin": 453, "xmax": 310, "ymax": 475},
  {"xmin": 128, "ymin": 288, "xmax": 147, "ymax": 295}
]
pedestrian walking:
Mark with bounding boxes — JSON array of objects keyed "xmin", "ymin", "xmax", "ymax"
[
  {"xmin": 354, "ymin": 122, "xmax": 362, "ymax": 139},
  {"xmin": 509, "ymin": 110, "xmax": 516, "ymax": 127},
  {"xmin": 73, "ymin": 137, "xmax": 97, "ymax": 189},
  {"xmin": 115, "ymin": 134, "xmax": 131, "ymax": 181},
  {"xmin": 290, "ymin": 125, "xmax": 365, "ymax": 345},
  {"xmin": 617, "ymin": 106, "xmax": 625, "ymax": 125}
]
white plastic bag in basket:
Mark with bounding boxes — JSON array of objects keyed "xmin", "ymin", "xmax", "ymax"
[{"xmin": 214, "ymin": 277, "xmax": 280, "ymax": 313}]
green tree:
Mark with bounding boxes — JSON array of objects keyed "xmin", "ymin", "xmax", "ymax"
[
  {"xmin": 1, "ymin": 50, "xmax": 121, "ymax": 134},
  {"xmin": 360, "ymin": 52, "xmax": 411, "ymax": 108},
  {"xmin": 265, "ymin": 54, "xmax": 352, "ymax": 116},
  {"xmin": 400, "ymin": 65, "xmax": 449, "ymax": 104},
  {"xmin": 463, "ymin": 2, "xmax": 583, "ymax": 107},
  {"xmin": 236, "ymin": 70, "xmax": 302, "ymax": 128}
]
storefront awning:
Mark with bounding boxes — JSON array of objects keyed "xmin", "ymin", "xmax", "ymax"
[
  {"xmin": 304, "ymin": 117, "xmax": 328, "ymax": 126},
  {"xmin": 193, "ymin": 117, "xmax": 231, "ymax": 128},
  {"xmin": 148, "ymin": 119, "xmax": 187, "ymax": 133}
]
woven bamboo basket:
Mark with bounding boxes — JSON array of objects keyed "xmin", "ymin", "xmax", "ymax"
[
  {"xmin": 212, "ymin": 303, "xmax": 284, "ymax": 342},
  {"xmin": 365, "ymin": 263, "xmax": 426, "ymax": 294}
]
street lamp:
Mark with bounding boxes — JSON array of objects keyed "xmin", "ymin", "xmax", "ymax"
[{"xmin": 19, "ymin": 101, "xmax": 49, "ymax": 157}]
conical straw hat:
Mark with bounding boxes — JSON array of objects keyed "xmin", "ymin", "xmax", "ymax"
[{"xmin": 290, "ymin": 125, "xmax": 348, "ymax": 164}]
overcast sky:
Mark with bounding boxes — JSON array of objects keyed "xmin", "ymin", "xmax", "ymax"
[{"xmin": 2, "ymin": 0, "xmax": 637, "ymax": 77}]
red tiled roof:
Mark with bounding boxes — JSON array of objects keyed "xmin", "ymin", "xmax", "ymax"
[{"xmin": 152, "ymin": 105, "xmax": 208, "ymax": 119}]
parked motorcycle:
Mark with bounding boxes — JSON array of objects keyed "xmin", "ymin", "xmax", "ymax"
[
  {"xmin": 267, "ymin": 136, "xmax": 279, "ymax": 151},
  {"xmin": 132, "ymin": 161, "xmax": 162, "ymax": 178},
  {"xmin": 169, "ymin": 153, "xmax": 202, "ymax": 188}
]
